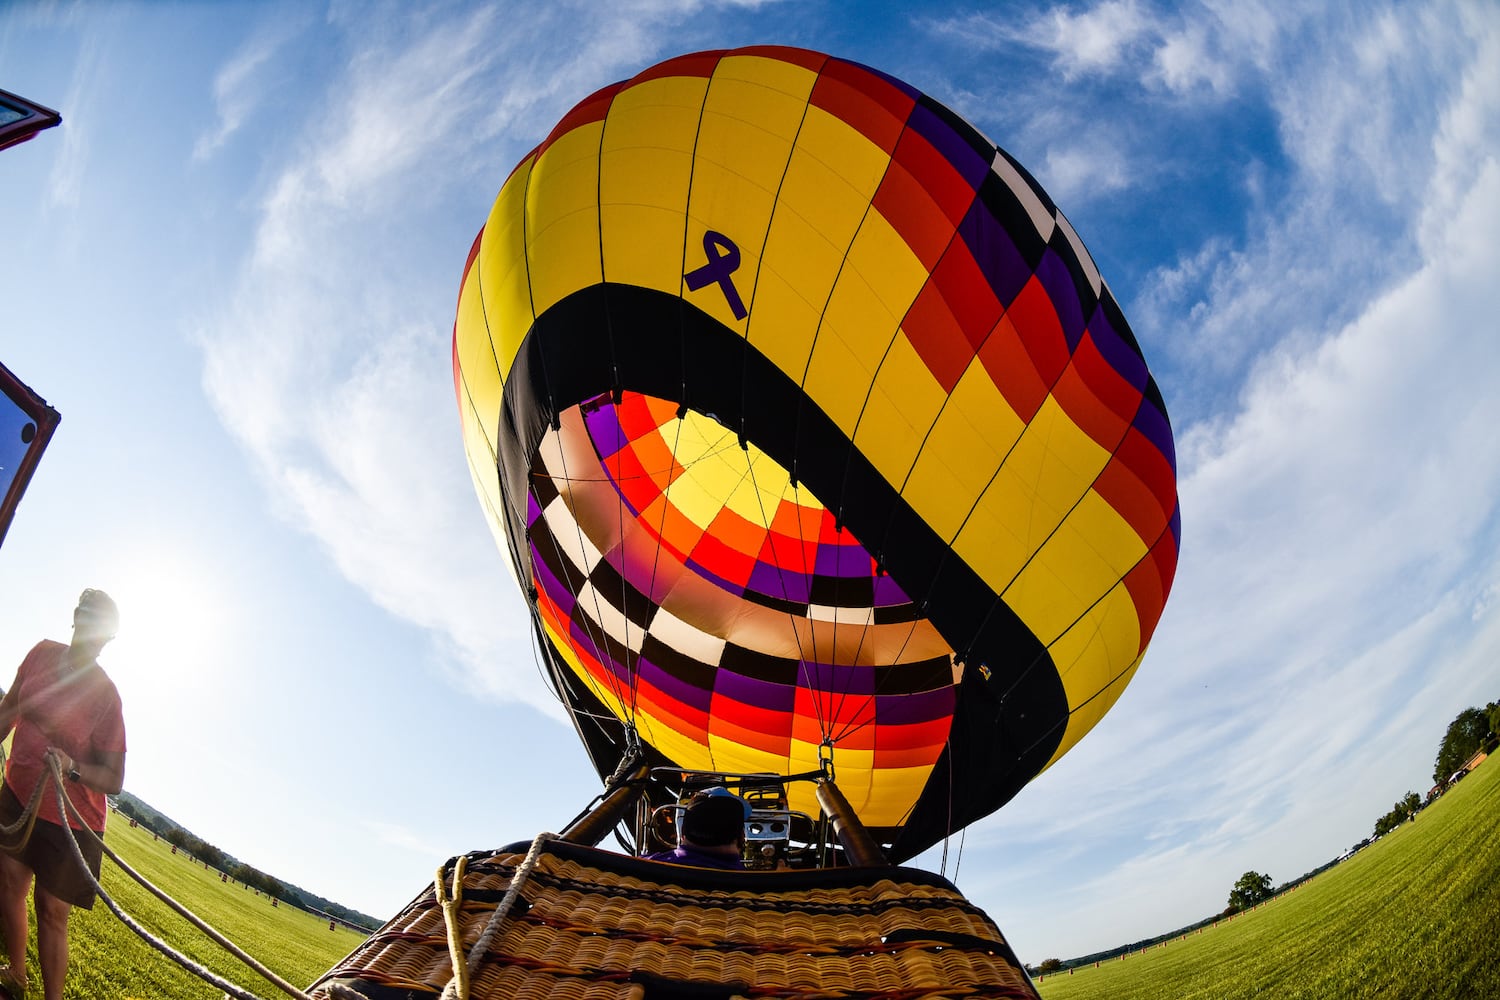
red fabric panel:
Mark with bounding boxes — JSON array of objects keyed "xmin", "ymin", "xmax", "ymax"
[
  {"xmin": 872, "ymin": 161, "xmax": 952, "ymax": 270},
  {"xmin": 932, "ymin": 240, "xmax": 1002, "ymax": 352},
  {"xmin": 535, "ymin": 81, "xmax": 625, "ymax": 159},
  {"xmin": 904, "ymin": 281, "xmax": 971, "ymax": 393},
  {"xmin": 979, "ymin": 313, "xmax": 1048, "ymax": 422}
]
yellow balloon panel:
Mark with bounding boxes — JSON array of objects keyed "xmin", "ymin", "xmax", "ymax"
[
  {"xmin": 750, "ymin": 106, "xmax": 891, "ymax": 378},
  {"xmin": 478, "ymin": 156, "xmax": 536, "ymax": 381},
  {"xmin": 1009, "ymin": 492, "xmax": 1149, "ymax": 643},
  {"xmin": 454, "ymin": 257, "xmax": 502, "ymax": 450},
  {"xmin": 599, "ymin": 77, "xmax": 706, "ymax": 292},
  {"xmin": 1047, "ymin": 647, "xmax": 1144, "ymax": 768},
  {"xmin": 525, "ymin": 126, "xmax": 605, "ymax": 316},
  {"xmin": 803, "ymin": 217, "xmax": 926, "ymax": 436},
  {"xmin": 854, "ymin": 333, "xmax": 947, "ymax": 489},
  {"xmin": 903, "ymin": 361, "xmax": 1028, "ymax": 543},
  {"xmin": 957, "ymin": 398, "xmax": 1108, "ymax": 585}
]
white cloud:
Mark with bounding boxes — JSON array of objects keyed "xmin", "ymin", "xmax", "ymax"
[
  {"xmin": 1043, "ymin": 137, "xmax": 1135, "ymax": 205},
  {"xmin": 44, "ymin": 30, "xmax": 103, "ymax": 210},
  {"xmin": 1034, "ymin": 0, "xmax": 1155, "ymax": 79},
  {"xmin": 199, "ymin": 5, "xmax": 549, "ymax": 713},
  {"xmin": 1134, "ymin": 2, "xmax": 1500, "ymax": 418},
  {"xmin": 1417, "ymin": 0, "xmax": 1500, "ymax": 250},
  {"xmin": 1271, "ymin": 5, "xmax": 1460, "ymax": 208},
  {"xmin": 192, "ymin": 19, "xmax": 302, "ymax": 161},
  {"xmin": 1150, "ymin": 21, "xmax": 1232, "ymax": 94},
  {"xmin": 926, "ymin": 0, "xmax": 1261, "ymax": 95},
  {"xmin": 197, "ymin": 1, "xmax": 770, "ymax": 717},
  {"xmin": 926, "ymin": 0, "xmax": 1155, "ymax": 80},
  {"xmin": 949, "ymin": 0, "xmax": 1500, "ymax": 959}
]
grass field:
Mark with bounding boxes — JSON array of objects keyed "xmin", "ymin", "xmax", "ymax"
[
  {"xmin": 5, "ymin": 815, "xmax": 370, "ymax": 998},
  {"xmin": 1035, "ymin": 754, "xmax": 1500, "ymax": 1000}
]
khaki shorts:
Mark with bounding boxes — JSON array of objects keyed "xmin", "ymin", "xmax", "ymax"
[{"xmin": 0, "ymin": 784, "xmax": 103, "ymax": 909}]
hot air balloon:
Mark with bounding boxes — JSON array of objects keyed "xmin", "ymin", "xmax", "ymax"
[
  {"xmin": 450, "ymin": 43, "xmax": 1177, "ymax": 857},
  {"xmin": 313, "ymin": 45, "xmax": 1177, "ymax": 1000}
]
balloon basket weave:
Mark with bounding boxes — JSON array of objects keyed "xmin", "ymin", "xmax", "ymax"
[{"xmin": 309, "ymin": 839, "xmax": 1040, "ymax": 999}]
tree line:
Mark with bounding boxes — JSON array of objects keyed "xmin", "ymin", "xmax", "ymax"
[
  {"xmin": 1361, "ymin": 700, "xmax": 1498, "ymax": 849},
  {"xmin": 115, "ymin": 796, "xmax": 287, "ymax": 896},
  {"xmin": 1431, "ymin": 702, "xmax": 1498, "ymax": 785}
]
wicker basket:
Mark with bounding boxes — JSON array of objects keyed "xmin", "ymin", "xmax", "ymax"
[{"xmin": 309, "ymin": 839, "xmax": 1039, "ymax": 999}]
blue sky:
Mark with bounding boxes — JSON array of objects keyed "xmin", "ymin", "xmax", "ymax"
[{"xmin": 1, "ymin": 0, "xmax": 1497, "ymax": 964}]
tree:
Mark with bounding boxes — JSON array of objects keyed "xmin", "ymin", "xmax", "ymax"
[
  {"xmin": 1227, "ymin": 871, "xmax": 1274, "ymax": 912},
  {"xmin": 1036, "ymin": 959, "xmax": 1064, "ymax": 974},
  {"xmin": 1433, "ymin": 707, "xmax": 1490, "ymax": 784},
  {"xmin": 196, "ymin": 842, "xmax": 226, "ymax": 871},
  {"xmin": 1373, "ymin": 791, "xmax": 1422, "ymax": 837}
]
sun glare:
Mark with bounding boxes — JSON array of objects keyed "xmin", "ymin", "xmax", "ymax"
[{"xmin": 98, "ymin": 554, "xmax": 235, "ymax": 710}]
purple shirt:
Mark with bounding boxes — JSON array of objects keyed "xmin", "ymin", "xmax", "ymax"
[{"xmin": 644, "ymin": 845, "xmax": 745, "ymax": 870}]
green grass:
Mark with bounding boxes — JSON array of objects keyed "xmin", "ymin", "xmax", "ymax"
[
  {"xmin": 5, "ymin": 817, "xmax": 369, "ymax": 998},
  {"xmin": 1035, "ymin": 755, "xmax": 1500, "ymax": 1000}
]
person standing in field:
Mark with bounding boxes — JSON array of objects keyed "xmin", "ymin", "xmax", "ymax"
[{"xmin": 0, "ymin": 589, "xmax": 127, "ymax": 1000}]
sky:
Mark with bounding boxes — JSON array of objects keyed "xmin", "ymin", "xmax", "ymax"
[{"xmin": 0, "ymin": 0, "xmax": 1497, "ymax": 965}]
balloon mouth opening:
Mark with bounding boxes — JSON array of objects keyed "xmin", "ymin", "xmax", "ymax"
[
  {"xmin": 547, "ymin": 389, "xmax": 918, "ymax": 616},
  {"xmin": 522, "ymin": 389, "xmax": 961, "ymax": 750}
]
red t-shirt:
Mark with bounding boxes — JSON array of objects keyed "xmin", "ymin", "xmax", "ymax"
[{"xmin": 5, "ymin": 640, "xmax": 126, "ymax": 831}]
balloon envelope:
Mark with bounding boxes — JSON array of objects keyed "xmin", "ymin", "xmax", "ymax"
[{"xmin": 453, "ymin": 46, "xmax": 1178, "ymax": 861}]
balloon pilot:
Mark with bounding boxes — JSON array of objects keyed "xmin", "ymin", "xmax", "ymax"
[{"xmin": 644, "ymin": 787, "xmax": 751, "ymax": 871}]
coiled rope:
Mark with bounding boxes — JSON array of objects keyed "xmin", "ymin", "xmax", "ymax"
[
  {"xmin": 436, "ymin": 831, "xmax": 555, "ymax": 1000},
  {"xmin": 0, "ymin": 746, "xmax": 46, "ymax": 856},
  {"xmin": 2, "ymin": 750, "xmax": 555, "ymax": 1000}
]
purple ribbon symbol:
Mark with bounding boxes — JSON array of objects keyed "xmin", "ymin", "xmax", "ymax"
[{"xmin": 684, "ymin": 230, "xmax": 748, "ymax": 320}]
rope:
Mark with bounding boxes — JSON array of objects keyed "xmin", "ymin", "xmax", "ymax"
[
  {"xmin": 435, "ymin": 856, "xmax": 470, "ymax": 999},
  {"xmin": 438, "ymin": 831, "xmax": 555, "ymax": 1000},
  {"xmin": 39, "ymin": 752, "xmax": 318, "ymax": 1000},
  {"xmin": 321, "ymin": 985, "xmax": 371, "ymax": 1000},
  {"xmin": 0, "ymin": 749, "xmax": 47, "ymax": 857}
]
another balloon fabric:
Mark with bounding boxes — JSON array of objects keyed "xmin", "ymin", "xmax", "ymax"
[{"xmin": 453, "ymin": 46, "xmax": 1178, "ymax": 861}]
